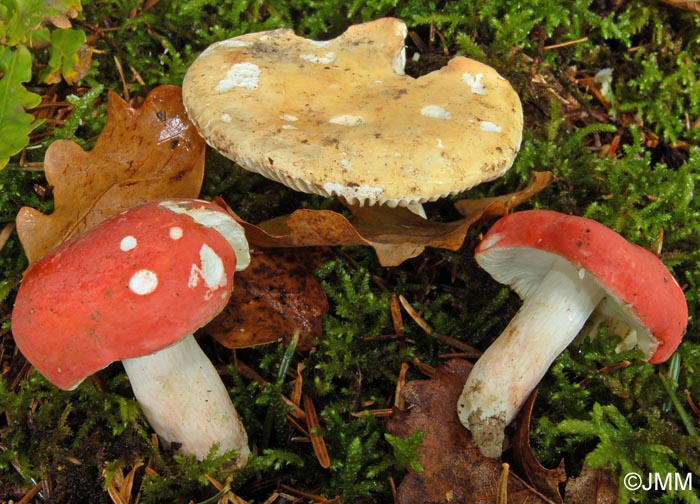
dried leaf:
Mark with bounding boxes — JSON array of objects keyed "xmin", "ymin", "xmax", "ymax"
[
  {"xmin": 291, "ymin": 363, "xmax": 304, "ymax": 408},
  {"xmin": 390, "ymin": 360, "xmax": 618, "ymax": 503},
  {"xmin": 205, "ymin": 247, "xmax": 329, "ymax": 351},
  {"xmin": 511, "ymin": 382, "xmax": 618, "ymax": 503},
  {"xmin": 453, "ymin": 171, "xmax": 559, "ymax": 217},
  {"xmin": 236, "ymin": 172, "xmax": 557, "ymax": 266},
  {"xmin": 512, "ymin": 391, "xmax": 567, "ymax": 504},
  {"xmin": 564, "ymin": 465, "xmax": 618, "ymax": 504},
  {"xmin": 16, "ymin": 85, "xmax": 205, "ymax": 264},
  {"xmin": 0, "ymin": 223, "xmax": 14, "ymax": 253},
  {"xmin": 659, "ymin": 0, "xmax": 700, "ymax": 12},
  {"xmin": 303, "ymin": 394, "xmax": 331, "ymax": 469},
  {"xmin": 105, "ymin": 461, "xmax": 144, "ymax": 504},
  {"xmin": 386, "ymin": 359, "xmax": 549, "ymax": 503}
]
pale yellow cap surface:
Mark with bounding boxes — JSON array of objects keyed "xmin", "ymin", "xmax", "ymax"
[{"xmin": 183, "ymin": 18, "xmax": 523, "ymax": 208}]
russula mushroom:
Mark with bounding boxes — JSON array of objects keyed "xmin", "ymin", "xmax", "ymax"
[
  {"xmin": 182, "ymin": 18, "xmax": 523, "ymax": 215},
  {"xmin": 11, "ymin": 199, "xmax": 251, "ymax": 466},
  {"xmin": 458, "ymin": 209, "xmax": 688, "ymax": 457}
]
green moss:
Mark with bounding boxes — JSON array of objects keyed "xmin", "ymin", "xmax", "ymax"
[
  {"xmin": 51, "ymin": 84, "xmax": 107, "ymax": 147},
  {"xmin": 312, "ymin": 258, "xmax": 396, "ymax": 398},
  {"xmin": 0, "ymin": 166, "xmax": 48, "ymax": 282},
  {"xmin": 0, "ymin": 371, "xmax": 149, "ymax": 498},
  {"xmin": 557, "ymin": 403, "xmax": 700, "ymax": 503}
]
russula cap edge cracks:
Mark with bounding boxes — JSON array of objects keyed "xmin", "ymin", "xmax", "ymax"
[
  {"xmin": 11, "ymin": 199, "xmax": 251, "ymax": 466},
  {"xmin": 182, "ymin": 18, "xmax": 523, "ymax": 209},
  {"xmin": 458, "ymin": 210, "xmax": 688, "ymax": 458}
]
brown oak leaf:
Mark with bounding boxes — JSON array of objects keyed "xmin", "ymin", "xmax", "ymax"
[
  {"xmin": 512, "ymin": 391, "xmax": 567, "ymax": 503},
  {"xmin": 233, "ymin": 171, "xmax": 558, "ymax": 266},
  {"xmin": 512, "ymin": 392, "xmax": 618, "ymax": 504},
  {"xmin": 564, "ymin": 465, "xmax": 618, "ymax": 504},
  {"xmin": 203, "ymin": 246, "xmax": 330, "ymax": 351},
  {"xmin": 16, "ymin": 85, "xmax": 205, "ymax": 265},
  {"xmin": 659, "ymin": 0, "xmax": 700, "ymax": 12},
  {"xmin": 387, "ymin": 359, "xmax": 550, "ymax": 503}
]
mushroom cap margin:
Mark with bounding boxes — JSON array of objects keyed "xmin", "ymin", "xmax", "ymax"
[
  {"xmin": 11, "ymin": 199, "xmax": 247, "ymax": 389},
  {"xmin": 474, "ymin": 209, "xmax": 688, "ymax": 364}
]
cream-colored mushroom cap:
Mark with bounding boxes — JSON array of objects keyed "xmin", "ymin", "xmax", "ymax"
[{"xmin": 183, "ymin": 18, "xmax": 523, "ymax": 208}]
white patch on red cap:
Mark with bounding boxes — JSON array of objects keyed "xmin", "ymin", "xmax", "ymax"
[
  {"xmin": 188, "ymin": 244, "xmax": 227, "ymax": 292},
  {"xmin": 169, "ymin": 227, "xmax": 183, "ymax": 240},
  {"xmin": 199, "ymin": 244, "xmax": 226, "ymax": 289},
  {"xmin": 129, "ymin": 270, "xmax": 158, "ymax": 295},
  {"xmin": 120, "ymin": 236, "xmax": 137, "ymax": 251},
  {"xmin": 158, "ymin": 200, "xmax": 250, "ymax": 272}
]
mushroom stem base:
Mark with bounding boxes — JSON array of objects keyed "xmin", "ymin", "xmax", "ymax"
[
  {"xmin": 122, "ymin": 334, "xmax": 249, "ymax": 467},
  {"xmin": 458, "ymin": 256, "xmax": 603, "ymax": 457}
]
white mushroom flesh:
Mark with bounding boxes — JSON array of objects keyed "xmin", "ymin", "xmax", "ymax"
[{"xmin": 159, "ymin": 200, "xmax": 251, "ymax": 271}]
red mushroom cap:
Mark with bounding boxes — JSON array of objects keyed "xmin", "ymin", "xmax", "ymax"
[
  {"xmin": 12, "ymin": 199, "xmax": 246, "ymax": 389},
  {"xmin": 475, "ymin": 209, "xmax": 687, "ymax": 364}
]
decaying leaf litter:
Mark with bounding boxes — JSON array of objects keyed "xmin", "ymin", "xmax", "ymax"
[
  {"xmin": 15, "ymin": 86, "xmax": 206, "ymax": 265},
  {"xmin": 0, "ymin": 1, "xmax": 692, "ymax": 498}
]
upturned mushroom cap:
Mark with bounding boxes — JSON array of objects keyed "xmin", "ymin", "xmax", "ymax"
[
  {"xmin": 474, "ymin": 210, "xmax": 688, "ymax": 363},
  {"xmin": 459, "ymin": 209, "xmax": 688, "ymax": 457},
  {"xmin": 11, "ymin": 199, "xmax": 250, "ymax": 390},
  {"xmin": 182, "ymin": 18, "xmax": 523, "ymax": 208}
]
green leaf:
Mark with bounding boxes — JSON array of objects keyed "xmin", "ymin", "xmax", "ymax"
[
  {"xmin": 0, "ymin": 0, "xmax": 45, "ymax": 46},
  {"xmin": 0, "ymin": 44, "xmax": 42, "ymax": 169},
  {"xmin": 40, "ymin": 27, "xmax": 85, "ymax": 83},
  {"xmin": 0, "ymin": 0, "xmax": 82, "ymax": 46}
]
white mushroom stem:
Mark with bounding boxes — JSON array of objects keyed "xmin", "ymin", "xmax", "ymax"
[
  {"xmin": 458, "ymin": 256, "xmax": 604, "ymax": 457},
  {"xmin": 122, "ymin": 334, "xmax": 249, "ymax": 467}
]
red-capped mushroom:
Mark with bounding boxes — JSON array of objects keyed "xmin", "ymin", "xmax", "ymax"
[
  {"xmin": 11, "ymin": 199, "xmax": 251, "ymax": 466},
  {"xmin": 458, "ymin": 209, "xmax": 688, "ymax": 457}
]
